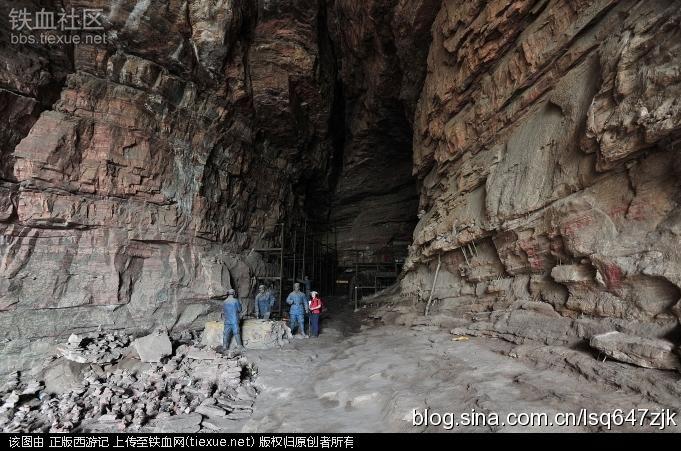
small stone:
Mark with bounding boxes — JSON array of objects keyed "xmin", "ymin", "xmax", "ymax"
[
  {"xmin": 201, "ymin": 415, "xmax": 239, "ymax": 430},
  {"xmin": 56, "ymin": 345, "xmax": 89, "ymax": 363},
  {"xmin": 22, "ymin": 381, "xmax": 43, "ymax": 395},
  {"xmin": 68, "ymin": 334, "xmax": 83, "ymax": 346},
  {"xmin": 195, "ymin": 405, "xmax": 227, "ymax": 418},
  {"xmin": 185, "ymin": 347, "xmax": 222, "ymax": 361}
]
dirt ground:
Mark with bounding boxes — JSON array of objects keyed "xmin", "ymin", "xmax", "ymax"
[{"xmin": 228, "ymin": 297, "xmax": 681, "ymax": 433}]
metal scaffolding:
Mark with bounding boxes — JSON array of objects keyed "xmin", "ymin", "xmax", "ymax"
[
  {"xmin": 252, "ymin": 220, "xmax": 338, "ymax": 318},
  {"xmin": 342, "ymin": 249, "xmax": 404, "ymax": 309}
]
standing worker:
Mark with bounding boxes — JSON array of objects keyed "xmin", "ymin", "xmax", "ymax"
[
  {"xmin": 222, "ymin": 289, "xmax": 244, "ymax": 353},
  {"xmin": 286, "ymin": 283, "xmax": 309, "ymax": 338},
  {"xmin": 255, "ymin": 284, "xmax": 275, "ymax": 320},
  {"xmin": 308, "ymin": 291, "xmax": 324, "ymax": 338}
]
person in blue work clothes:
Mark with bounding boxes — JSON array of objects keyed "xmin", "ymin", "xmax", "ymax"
[
  {"xmin": 286, "ymin": 283, "xmax": 309, "ymax": 338},
  {"xmin": 255, "ymin": 284, "xmax": 276, "ymax": 320},
  {"xmin": 222, "ymin": 288, "xmax": 244, "ymax": 353}
]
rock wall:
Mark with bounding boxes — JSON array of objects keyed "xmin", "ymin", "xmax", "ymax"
[
  {"xmin": 403, "ymin": 0, "xmax": 681, "ymax": 348},
  {"xmin": 0, "ymin": 0, "xmax": 339, "ymax": 373},
  {"xmin": 3, "ymin": 0, "xmax": 680, "ymax": 373},
  {"xmin": 0, "ymin": 0, "xmax": 438, "ymax": 374}
]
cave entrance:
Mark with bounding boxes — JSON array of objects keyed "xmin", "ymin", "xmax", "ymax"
[
  {"xmin": 301, "ymin": 95, "xmax": 420, "ymax": 303},
  {"xmin": 272, "ymin": 52, "xmax": 420, "ymax": 307}
]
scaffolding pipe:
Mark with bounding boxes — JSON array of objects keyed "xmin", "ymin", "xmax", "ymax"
[
  {"xmin": 278, "ymin": 224, "xmax": 284, "ymax": 315},
  {"xmin": 311, "ymin": 239, "xmax": 316, "ymax": 290},
  {"xmin": 375, "ymin": 262, "xmax": 378, "ymax": 295},
  {"xmin": 355, "ymin": 254, "xmax": 359, "ymax": 305},
  {"xmin": 302, "ymin": 219, "xmax": 307, "ymax": 282},
  {"xmin": 326, "ymin": 234, "xmax": 332, "ymax": 294},
  {"xmin": 316, "ymin": 239, "xmax": 320, "ymax": 292},
  {"xmin": 292, "ymin": 230, "xmax": 297, "ymax": 287}
]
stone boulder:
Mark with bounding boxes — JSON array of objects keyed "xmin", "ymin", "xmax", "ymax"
[
  {"xmin": 243, "ymin": 320, "xmax": 293, "ymax": 349},
  {"xmin": 36, "ymin": 359, "xmax": 89, "ymax": 395},
  {"xmin": 589, "ymin": 331, "xmax": 681, "ymax": 371},
  {"xmin": 201, "ymin": 322, "xmax": 224, "ymax": 349},
  {"xmin": 132, "ymin": 331, "xmax": 172, "ymax": 363},
  {"xmin": 201, "ymin": 320, "xmax": 292, "ymax": 349}
]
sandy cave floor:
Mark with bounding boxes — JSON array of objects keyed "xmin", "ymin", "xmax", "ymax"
[{"xmin": 228, "ymin": 298, "xmax": 681, "ymax": 433}]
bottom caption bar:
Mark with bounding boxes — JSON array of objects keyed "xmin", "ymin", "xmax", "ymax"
[{"xmin": 7, "ymin": 434, "xmax": 356, "ymax": 449}]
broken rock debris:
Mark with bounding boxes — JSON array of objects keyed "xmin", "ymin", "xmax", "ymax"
[
  {"xmin": 56, "ymin": 331, "xmax": 131, "ymax": 364},
  {"xmin": 0, "ymin": 329, "xmax": 258, "ymax": 433}
]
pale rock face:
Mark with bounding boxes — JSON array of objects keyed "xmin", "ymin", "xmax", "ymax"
[{"xmin": 402, "ymin": 0, "xmax": 681, "ymax": 355}]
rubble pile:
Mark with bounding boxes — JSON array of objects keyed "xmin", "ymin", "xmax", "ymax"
[
  {"xmin": 55, "ymin": 331, "xmax": 132, "ymax": 364},
  {"xmin": 0, "ymin": 332, "xmax": 258, "ymax": 433},
  {"xmin": 171, "ymin": 330, "xmax": 201, "ymax": 345}
]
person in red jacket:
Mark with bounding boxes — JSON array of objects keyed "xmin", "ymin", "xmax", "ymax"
[{"xmin": 308, "ymin": 291, "xmax": 325, "ymax": 337}]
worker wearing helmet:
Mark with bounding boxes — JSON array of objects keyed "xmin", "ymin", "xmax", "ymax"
[
  {"xmin": 222, "ymin": 289, "xmax": 244, "ymax": 352},
  {"xmin": 286, "ymin": 283, "xmax": 309, "ymax": 338},
  {"xmin": 308, "ymin": 291, "xmax": 324, "ymax": 337},
  {"xmin": 255, "ymin": 284, "xmax": 276, "ymax": 320}
]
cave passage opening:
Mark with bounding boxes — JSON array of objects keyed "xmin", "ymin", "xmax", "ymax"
[
  {"xmin": 245, "ymin": 0, "xmax": 427, "ymax": 307},
  {"xmin": 298, "ymin": 91, "xmax": 420, "ymax": 302}
]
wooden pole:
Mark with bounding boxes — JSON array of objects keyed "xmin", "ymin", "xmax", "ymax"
[{"xmin": 425, "ymin": 254, "xmax": 442, "ymax": 316}]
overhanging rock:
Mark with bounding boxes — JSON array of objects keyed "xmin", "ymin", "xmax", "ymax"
[{"xmin": 590, "ymin": 331, "xmax": 681, "ymax": 371}]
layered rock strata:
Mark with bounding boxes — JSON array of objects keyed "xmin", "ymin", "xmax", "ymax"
[
  {"xmin": 402, "ymin": 0, "xmax": 681, "ymax": 361},
  {"xmin": 0, "ymin": 0, "xmax": 339, "ymax": 373}
]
